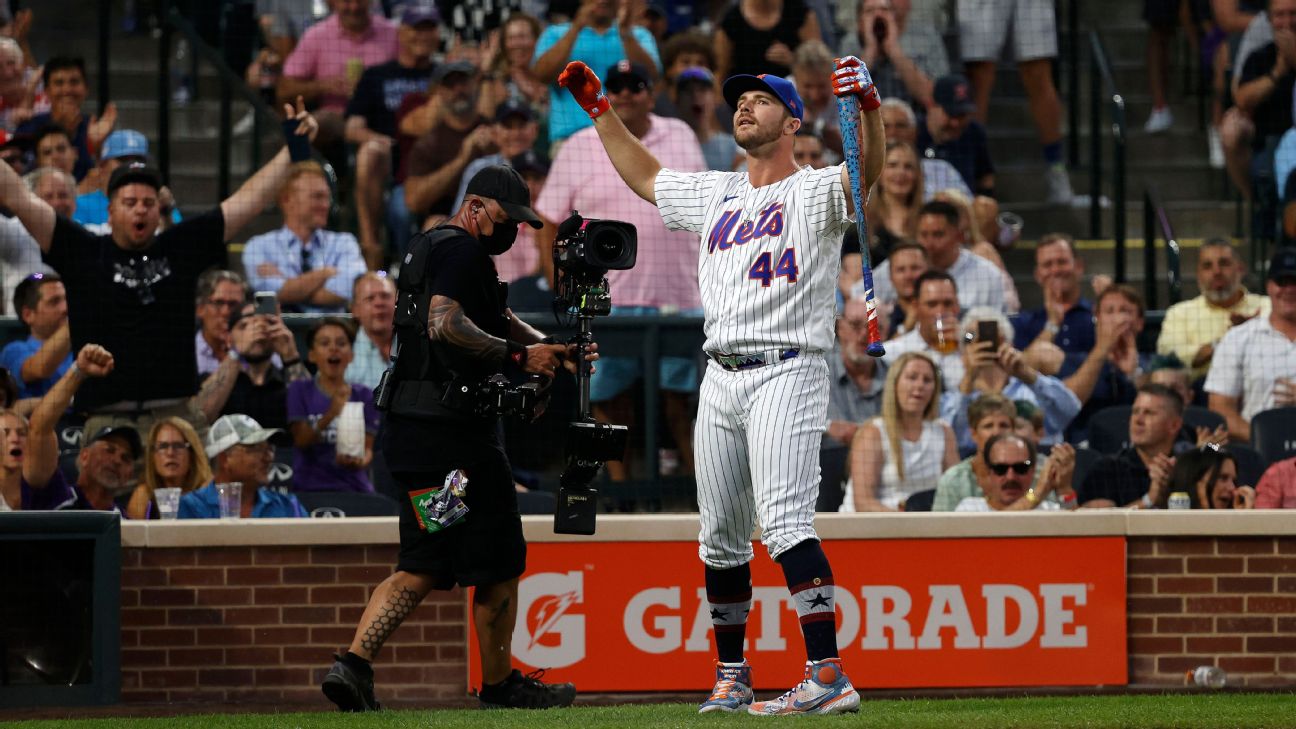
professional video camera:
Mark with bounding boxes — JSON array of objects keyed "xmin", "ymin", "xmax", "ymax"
[
  {"xmin": 441, "ymin": 374, "xmax": 541, "ymax": 420},
  {"xmin": 552, "ymin": 212, "xmax": 637, "ymax": 318},
  {"xmin": 552, "ymin": 211, "xmax": 635, "ymax": 536}
]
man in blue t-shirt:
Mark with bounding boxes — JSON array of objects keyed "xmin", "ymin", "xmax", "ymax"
[
  {"xmin": 0, "ymin": 272, "xmax": 72, "ymax": 399},
  {"xmin": 178, "ymin": 414, "xmax": 305, "ymax": 519},
  {"xmin": 531, "ymin": 0, "xmax": 661, "ymax": 145}
]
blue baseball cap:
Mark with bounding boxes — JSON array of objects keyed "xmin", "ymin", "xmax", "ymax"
[
  {"xmin": 722, "ymin": 73, "xmax": 804, "ymax": 121},
  {"xmin": 675, "ymin": 66, "xmax": 715, "ymax": 90},
  {"xmin": 101, "ymin": 129, "xmax": 149, "ymax": 161}
]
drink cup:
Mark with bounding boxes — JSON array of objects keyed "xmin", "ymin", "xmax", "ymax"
[
  {"xmin": 155, "ymin": 487, "xmax": 181, "ymax": 520},
  {"xmin": 216, "ymin": 482, "xmax": 242, "ymax": 519},
  {"xmin": 931, "ymin": 314, "xmax": 960, "ymax": 354}
]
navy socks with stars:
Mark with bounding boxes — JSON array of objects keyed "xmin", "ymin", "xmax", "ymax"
[
  {"xmin": 779, "ymin": 540, "xmax": 838, "ymax": 662},
  {"xmin": 704, "ymin": 563, "xmax": 752, "ymax": 664}
]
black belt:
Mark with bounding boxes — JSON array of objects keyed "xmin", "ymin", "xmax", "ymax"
[{"xmin": 707, "ymin": 348, "xmax": 801, "ymax": 371}]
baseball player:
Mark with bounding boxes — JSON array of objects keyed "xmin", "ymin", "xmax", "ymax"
[{"xmin": 558, "ymin": 57, "xmax": 883, "ymax": 715}]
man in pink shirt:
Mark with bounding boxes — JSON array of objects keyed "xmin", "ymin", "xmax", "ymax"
[
  {"xmin": 1255, "ymin": 456, "xmax": 1296, "ymax": 508},
  {"xmin": 279, "ymin": 0, "xmax": 398, "ymax": 147},
  {"xmin": 536, "ymin": 60, "xmax": 706, "ymax": 486}
]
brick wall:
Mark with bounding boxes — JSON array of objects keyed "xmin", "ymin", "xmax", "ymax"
[
  {"xmin": 1127, "ymin": 537, "xmax": 1296, "ymax": 687},
  {"xmin": 117, "ymin": 534, "xmax": 1295, "ymax": 702},
  {"xmin": 120, "ymin": 546, "xmax": 467, "ymax": 704}
]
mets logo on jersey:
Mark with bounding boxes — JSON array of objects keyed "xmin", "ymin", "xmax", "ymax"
[{"xmin": 707, "ymin": 201, "xmax": 785, "ymax": 254}]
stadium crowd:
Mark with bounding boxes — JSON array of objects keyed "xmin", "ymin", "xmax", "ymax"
[{"xmin": 0, "ymin": 0, "xmax": 1292, "ymax": 520}]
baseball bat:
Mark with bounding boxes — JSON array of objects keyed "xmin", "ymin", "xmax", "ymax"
[{"xmin": 836, "ymin": 94, "xmax": 885, "ymax": 358}]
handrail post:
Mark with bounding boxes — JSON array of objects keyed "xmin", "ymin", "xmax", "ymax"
[
  {"xmin": 1113, "ymin": 97, "xmax": 1126, "ymax": 284},
  {"xmin": 1144, "ymin": 190, "xmax": 1156, "ymax": 309},
  {"xmin": 98, "ymin": 0, "xmax": 111, "ymax": 113},
  {"xmin": 157, "ymin": 0, "xmax": 171, "ymax": 183},
  {"xmin": 217, "ymin": 3, "xmax": 232, "ymax": 200},
  {"xmin": 1089, "ymin": 42, "xmax": 1101, "ymax": 239},
  {"xmin": 1067, "ymin": 0, "xmax": 1079, "ymax": 167}
]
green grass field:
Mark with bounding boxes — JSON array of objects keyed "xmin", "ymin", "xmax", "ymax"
[{"xmin": 8, "ymin": 694, "xmax": 1296, "ymax": 729}]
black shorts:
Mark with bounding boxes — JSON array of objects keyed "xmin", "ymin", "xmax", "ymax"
[
  {"xmin": 387, "ymin": 431, "xmax": 526, "ymax": 589},
  {"xmin": 1143, "ymin": 0, "xmax": 1180, "ymax": 27}
]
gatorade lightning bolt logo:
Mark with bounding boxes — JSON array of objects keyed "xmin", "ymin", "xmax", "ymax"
[{"xmin": 513, "ymin": 571, "xmax": 586, "ymax": 667}]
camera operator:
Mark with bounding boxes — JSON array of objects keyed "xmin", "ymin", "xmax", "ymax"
[{"xmin": 323, "ymin": 165, "xmax": 595, "ymax": 712}]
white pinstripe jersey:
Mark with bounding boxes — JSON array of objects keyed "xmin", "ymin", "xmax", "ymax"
[{"xmin": 654, "ymin": 165, "xmax": 850, "ymax": 355}]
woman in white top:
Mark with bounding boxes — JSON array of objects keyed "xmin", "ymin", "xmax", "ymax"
[{"xmin": 843, "ymin": 351, "xmax": 958, "ymax": 511}]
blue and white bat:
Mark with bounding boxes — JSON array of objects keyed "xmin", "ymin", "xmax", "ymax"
[{"xmin": 836, "ymin": 94, "xmax": 885, "ymax": 358}]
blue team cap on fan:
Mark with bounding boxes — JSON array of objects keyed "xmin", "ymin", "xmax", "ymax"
[{"xmin": 721, "ymin": 73, "xmax": 804, "ymax": 121}]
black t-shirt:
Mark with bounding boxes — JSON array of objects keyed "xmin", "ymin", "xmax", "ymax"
[
  {"xmin": 916, "ymin": 114, "xmax": 995, "ymax": 195},
  {"xmin": 1239, "ymin": 43, "xmax": 1295, "ymax": 150},
  {"xmin": 1077, "ymin": 447, "xmax": 1154, "ymax": 507},
  {"xmin": 44, "ymin": 211, "xmax": 227, "ymax": 412},
  {"xmin": 344, "ymin": 60, "xmax": 433, "ymax": 139},
  {"xmin": 206, "ymin": 367, "xmax": 289, "ymax": 431},
  {"xmin": 381, "ymin": 226, "xmax": 510, "ymax": 472},
  {"xmin": 720, "ymin": 0, "xmax": 808, "ymax": 78}
]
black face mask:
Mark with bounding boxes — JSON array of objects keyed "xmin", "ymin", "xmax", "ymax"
[{"xmin": 479, "ymin": 218, "xmax": 519, "ymax": 255}]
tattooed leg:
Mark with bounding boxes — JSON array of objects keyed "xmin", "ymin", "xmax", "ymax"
[
  {"xmin": 348, "ymin": 571, "xmax": 435, "ymax": 661},
  {"xmin": 473, "ymin": 577, "xmax": 520, "ymax": 685}
]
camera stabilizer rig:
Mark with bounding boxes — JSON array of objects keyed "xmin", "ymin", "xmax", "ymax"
[{"xmin": 552, "ymin": 211, "xmax": 636, "ymax": 535}]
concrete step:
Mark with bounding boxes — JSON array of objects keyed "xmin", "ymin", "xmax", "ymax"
[
  {"xmin": 995, "ymin": 162, "xmax": 1230, "ymax": 204},
  {"xmin": 987, "ymin": 123, "xmax": 1213, "ymax": 167},
  {"xmin": 1005, "ymin": 200, "xmax": 1239, "ymax": 242}
]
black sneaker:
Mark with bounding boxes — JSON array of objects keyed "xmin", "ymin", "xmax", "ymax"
[
  {"xmin": 321, "ymin": 654, "xmax": 381, "ymax": 712},
  {"xmin": 478, "ymin": 669, "xmax": 576, "ymax": 709}
]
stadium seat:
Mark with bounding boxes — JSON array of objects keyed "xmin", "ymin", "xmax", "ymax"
[
  {"xmin": 517, "ymin": 489, "xmax": 557, "ymax": 515},
  {"xmin": 1086, "ymin": 406, "xmax": 1131, "ymax": 454},
  {"xmin": 1182, "ymin": 406, "xmax": 1226, "ymax": 433},
  {"xmin": 1249, "ymin": 407, "xmax": 1296, "ymax": 465},
  {"xmin": 1072, "ymin": 447, "xmax": 1102, "ymax": 492},
  {"xmin": 1089, "ymin": 405, "xmax": 1222, "ymax": 455},
  {"xmin": 267, "ymin": 446, "xmax": 295, "ymax": 491},
  {"xmin": 295, "ymin": 491, "xmax": 399, "ymax": 517},
  {"xmin": 904, "ymin": 489, "xmax": 935, "ymax": 512},
  {"xmin": 1227, "ymin": 444, "xmax": 1268, "ymax": 489}
]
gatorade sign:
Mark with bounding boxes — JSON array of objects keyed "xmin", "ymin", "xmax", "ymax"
[{"xmin": 469, "ymin": 537, "xmax": 1126, "ymax": 691}]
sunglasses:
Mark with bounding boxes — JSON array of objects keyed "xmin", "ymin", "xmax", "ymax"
[
  {"xmin": 607, "ymin": 79, "xmax": 648, "ymax": 95},
  {"xmin": 988, "ymin": 460, "xmax": 1032, "ymax": 476}
]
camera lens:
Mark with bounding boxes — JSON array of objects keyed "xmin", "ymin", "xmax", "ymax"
[{"xmin": 591, "ymin": 227, "xmax": 628, "ymax": 261}]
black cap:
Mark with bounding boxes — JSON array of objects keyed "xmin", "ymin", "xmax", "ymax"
[
  {"xmin": 107, "ymin": 162, "xmax": 163, "ymax": 198},
  {"xmin": 605, "ymin": 60, "xmax": 653, "ymax": 90},
  {"xmin": 1268, "ymin": 247, "xmax": 1296, "ymax": 281},
  {"xmin": 932, "ymin": 74, "xmax": 976, "ymax": 117},
  {"xmin": 89, "ymin": 425, "xmax": 142, "ymax": 460},
  {"xmin": 431, "ymin": 60, "xmax": 477, "ymax": 85},
  {"xmin": 465, "ymin": 165, "xmax": 542, "ymax": 229},
  {"xmin": 494, "ymin": 99, "xmax": 534, "ymax": 124},
  {"xmin": 510, "ymin": 149, "xmax": 550, "ymax": 177}
]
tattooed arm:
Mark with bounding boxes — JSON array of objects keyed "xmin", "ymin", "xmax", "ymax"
[
  {"xmin": 427, "ymin": 294, "xmax": 567, "ymax": 377},
  {"xmin": 194, "ymin": 355, "xmax": 240, "ymax": 424}
]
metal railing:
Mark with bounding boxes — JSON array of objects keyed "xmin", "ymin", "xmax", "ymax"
[
  {"xmin": 1088, "ymin": 29, "xmax": 1127, "ymax": 282},
  {"xmin": 1064, "ymin": 0, "xmax": 1081, "ymax": 168},
  {"xmin": 154, "ymin": 0, "xmax": 279, "ymax": 197},
  {"xmin": 1142, "ymin": 185, "xmax": 1183, "ymax": 309}
]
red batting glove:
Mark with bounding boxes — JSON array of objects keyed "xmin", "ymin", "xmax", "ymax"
[
  {"xmin": 832, "ymin": 56, "xmax": 881, "ymax": 113},
  {"xmin": 558, "ymin": 61, "xmax": 612, "ymax": 119}
]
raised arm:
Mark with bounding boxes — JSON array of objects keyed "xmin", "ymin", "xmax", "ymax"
[
  {"xmin": 220, "ymin": 98, "xmax": 319, "ymax": 240},
  {"xmin": 558, "ymin": 62, "xmax": 662, "ymax": 203},
  {"xmin": 27, "ymin": 344, "xmax": 114, "ymax": 487},
  {"xmin": 0, "ymin": 152, "xmax": 55, "ymax": 251}
]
